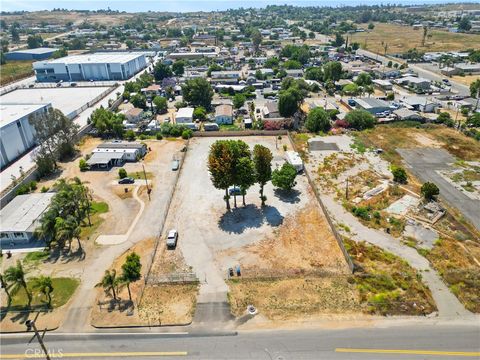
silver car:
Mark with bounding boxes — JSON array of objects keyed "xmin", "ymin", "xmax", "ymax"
[{"xmin": 166, "ymin": 229, "xmax": 178, "ymax": 249}]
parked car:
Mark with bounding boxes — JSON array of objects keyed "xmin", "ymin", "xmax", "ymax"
[
  {"xmin": 348, "ymin": 99, "xmax": 356, "ymax": 107},
  {"xmin": 229, "ymin": 186, "xmax": 242, "ymax": 196},
  {"xmin": 166, "ymin": 229, "xmax": 178, "ymax": 249},
  {"xmin": 171, "ymin": 159, "xmax": 180, "ymax": 171},
  {"xmin": 118, "ymin": 177, "xmax": 135, "ymax": 184},
  {"xmin": 70, "ymin": 82, "xmax": 77, "ymax": 87}
]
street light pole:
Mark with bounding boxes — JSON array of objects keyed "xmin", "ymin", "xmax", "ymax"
[
  {"xmin": 26, "ymin": 320, "xmax": 51, "ymax": 360},
  {"xmin": 142, "ymin": 164, "xmax": 151, "ymax": 201}
]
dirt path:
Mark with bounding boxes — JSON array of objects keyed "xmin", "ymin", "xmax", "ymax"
[{"xmin": 320, "ymin": 194, "xmax": 472, "ymax": 319}]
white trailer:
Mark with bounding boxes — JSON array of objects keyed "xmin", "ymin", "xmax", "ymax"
[{"xmin": 285, "ymin": 151, "xmax": 303, "ymax": 172}]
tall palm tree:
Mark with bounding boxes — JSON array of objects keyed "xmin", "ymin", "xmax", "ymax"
[
  {"xmin": 0, "ymin": 273, "xmax": 12, "ymax": 306},
  {"xmin": 96, "ymin": 270, "xmax": 120, "ymax": 301},
  {"xmin": 4, "ymin": 261, "xmax": 31, "ymax": 306},
  {"xmin": 33, "ymin": 276, "xmax": 54, "ymax": 307}
]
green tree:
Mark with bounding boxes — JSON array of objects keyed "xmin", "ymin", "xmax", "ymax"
[
  {"xmin": 172, "ymin": 60, "xmax": 185, "ymax": 76},
  {"xmin": 421, "ymin": 182, "xmax": 439, "ymax": 201},
  {"xmin": 345, "ymin": 110, "xmax": 376, "ymax": 130},
  {"xmin": 368, "ymin": 23, "xmax": 375, "ymax": 30},
  {"xmin": 458, "ymin": 17, "xmax": 472, "ymax": 32},
  {"xmin": 391, "ymin": 166, "xmax": 408, "ymax": 184},
  {"xmin": 118, "ymin": 168, "xmax": 127, "ymax": 179},
  {"xmin": 233, "ymin": 93, "xmax": 246, "ymax": 109},
  {"xmin": 153, "ymin": 62, "xmax": 172, "ymax": 81},
  {"xmin": 305, "ymin": 107, "xmax": 331, "ymax": 133},
  {"xmin": 253, "ymin": 144, "xmax": 273, "ymax": 207},
  {"xmin": 208, "ymin": 140, "xmax": 235, "ymax": 210},
  {"xmin": 0, "ymin": 274, "xmax": 12, "ymax": 306},
  {"xmin": 153, "ymin": 96, "xmax": 168, "ymax": 114},
  {"xmin": 283, "ymin": 60, "xmax": 302, "ymax": 69},
  {"xmin": 131, "ymin": 93, "xmax": 147, "ymax": 109},
  {"xmin": 193, "ymin": 106, "xmax": 207, "ymax": 120},
  {"xmin": 272, "ymin": 163, "xmax": 297, "ymax": 191},
  {"xmin": 125, "ymin": 130, "xmax": 136, "ymax": 141},
  {"xmin": 323, "ymin": 61, "xmax": 343, "ymax": 82},
  {"xmin": 4, "ymin": 261, "xmax": 31, "ymax": 306},
  {"xmin": 470, "ymin": 79, "xmax": 480, "ymax": 100},
  {"xmin": 96, "ymin": 270, "xmax": 121, "ymax": 301},
  {"xmin": 251, "ymin": 29, "xmax": 262, "ymax": 53},
  {"xmin": 182, "ymin": 78, "xmax": 214, "ymax": 110},
  {"xmin": 355, "ymin": 72, "xmax": 372, "ymax": 87},
  {"xmin": 437, "ymin": 112, "xmax": 454, "ymax": 127},
  {"xmin": 27, "ymin": 34, "xmax": 44, "ymax": 49},
  {"xmin": 33, "ymin": 276, "xmax": 54, "ymax": 307},
  {"xmin": 121, "ymin": 252, "xmax": 142, "ymax": 302},
  {"xmin": 343, "ymin": 83, "xmax": 360, "ymax": 96},
  {"xmin": 237, "ymin": 157, "xmax": 256, "ymax": 206}
]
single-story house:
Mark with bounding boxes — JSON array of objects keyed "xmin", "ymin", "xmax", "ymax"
[
  {"xmin": 262, "ymin": 102, "xmax": 281, "ymax": 119},
  {"xmin": 215, "ymin": 104, "xmax": 234, "ymax": 125},
  {"xmin": 175, "ymin": 107, "xmax": 194, "ymax": 123},
  {"xmin": 86, "ymin": 151, "xmax": 126, "ymax": 170},
  {"xmin": 125, "ymin": 108, "xmax": 144, "ymax": 123},
  {"xmin": 285, "ymin": 69, "xmax": 304, "ymax": 78},
  {"xmin": 373, "ymin": 79, "xmax": 393, "ymax": 91},
  {"xmin": 396, "ymin": 76, "xmax": 431, "ymax": 90},
  {"xmin": 141, "ymin": 84, "xmax": 162, "ymax": 97},
  {"xmin": 393, "ymin": 108, "xmax": 423, "ymax": 121},
  {"xmin": 401, "ymin": 96, "xmax": 437, "ymax": 113},
  {"xmin": 0, "ymin": 193, "xmax": 55, "ymax": 247},
  {"xmin": 96, "ymin": 141, "xmax": 147, "ymax": 160},
  {"xmin": 355, "ymin": 98, "xmax": 391, "ymax": 115}
]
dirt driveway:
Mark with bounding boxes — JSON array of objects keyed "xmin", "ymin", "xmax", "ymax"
[{"xmin": 154, "ymin": 136, "xmax": 348, "ymax": 306}]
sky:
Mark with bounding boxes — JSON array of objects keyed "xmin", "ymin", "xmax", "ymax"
[{"xmin": 1, "ymin": 0, "xmax": 477, "ymax": 13}]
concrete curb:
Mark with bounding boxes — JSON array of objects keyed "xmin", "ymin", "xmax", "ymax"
[
  {"xmin": 91, "ymin": 321, "xmax": 192, "ymax": 329},
  {"xmin": 0, "ymin": 326, "xmax": 59, "ymax": 334}
]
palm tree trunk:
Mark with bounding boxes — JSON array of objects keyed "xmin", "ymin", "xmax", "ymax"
[
  {"xmin": 242, "ymin": 194, "xmax": 246, "ymax": 206},
  {"xmin": 260, "ymin": 185, "xmax": 265, "ymax": 206},
  {"xmin": 47, "ymin": 292, "xmax": 52, "ymax": 307},
  {"xmin": 23, "ymin": 282, "xmax": 32, "ymax": 307},
  {"xmin": 111, "ymin": 285, "xmax": 117, "ymax": 301},
  {"xmin": 77, "ymin": 237, "xmax": 82, "ymax": 251}
]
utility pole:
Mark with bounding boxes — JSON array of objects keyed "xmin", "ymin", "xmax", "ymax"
[
  {"xmin": 26, "ymin": 320, "xmax": 51, "ymax": 360},
  {"xmin": 142, "ymin": 164, "xmax": 151, "ymax": 201},
  {"xmin": 345, "ymin": 177, "xmax": 349, "ymax": 200}
]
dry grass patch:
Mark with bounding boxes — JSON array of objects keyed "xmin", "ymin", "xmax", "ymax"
[
  {"xmin": 451, "ymin": 75, "xmax": 480, "ymax": 87},
  {"xmin": 222, "ymin": 201, "xmax": 349, "ymax": 275},
  {"xmin": 345, "ymin": 239, "xmax": 437, "ymax": 316},
  {"xmin": 426, "ymin": 237, "xmax": 480, "ymax": 313},
  {"xmin": 228, "ymin": 277, "xmax": 361, "ymax": 319},
  {"xmin": 351, "ymin": 22, "xmax": 480, "ymax": 54}
]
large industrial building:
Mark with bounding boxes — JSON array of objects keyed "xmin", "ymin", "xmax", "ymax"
[
  {"xmin": 33, "ymin": 52, "xmax": 148, "ymax": 82},
  {"xmin": 5, "ymin": 47, "xmax": 58, "ymax": 61},
  {"xmin": 0, "ymin": 103, "xmax": 51, "ymax": 169}
]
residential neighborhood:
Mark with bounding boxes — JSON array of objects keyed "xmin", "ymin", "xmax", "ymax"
[{"xmin": 0, "ymin": 2, "xmax": 479, "ymax": 359}]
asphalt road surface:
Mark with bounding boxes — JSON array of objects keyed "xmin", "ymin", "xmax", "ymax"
[
  {"xmin": 1, "ymin": 324, "xmax": 479, "ymax": 359},
  {"xmin": 398, "ymin": 148, "xmax": 480, "ymax": 231}
]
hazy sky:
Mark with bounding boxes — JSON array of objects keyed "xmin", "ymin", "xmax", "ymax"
[{"xmin": 1, "ymin": 0, "xmax": 475, "ymax": 13}]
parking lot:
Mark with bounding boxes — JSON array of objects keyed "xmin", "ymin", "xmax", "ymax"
[
  {"xmin": 398, "ymin": 148, "xmax": 480, "ymax": 231},
  {"xmin": 151, "ymin": 136, "xmax": 349, "ymax": 305}
]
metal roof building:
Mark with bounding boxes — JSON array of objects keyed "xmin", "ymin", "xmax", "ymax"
[
  {"xmin": 5, "ymin": 47, "xmax": 58, "ymax": 61},
  {"xmin": 33, "ymin": 52, "xmax": 148, "ymax": 82},
  {"xmin": 0, "ymin": 193, "xmax": 55, "ymax": 246}
]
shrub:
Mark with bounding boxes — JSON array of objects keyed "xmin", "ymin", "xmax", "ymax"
[
  {"xmin": 352, "ymin": 206, "xmax": 370, "ymax": 220},
  {"xmin": 139, "ymin": 134, "xmax": 148, "ymax": 140},
  {"xmin": 79, "ymin": 158, "xmax": 88, "ymax": 172},
  {"xmin": 345, "ymin": 110, "xmax": 376, "ymax": 130},
  {"xmin": 29, "ymin": 181, "xmax": 37, "ymax": 191},
  {"xmin": 125, "ymin": 130, "xmax": 136, "ymax": 141},
  {"xmin": 182, "ymin": 129, "xmax": 193, "ymax": 139},
  {"xmin": 118, "ymin": 168, "xmax": 128, "ymax": 179},
  {"xmin": 40, "ymin": 186, "xmax": 49, "ymax": 193},
  {"xmin": 421, "ymin": 182, "xmax": 439, "ymax": 201},
  {"xmin": 391, "ymin": 166, "xmax": 408, "ymax": 184},
  {"xmin": 156, "ymin": 132, "xmax": 163, "ymax": 140}
]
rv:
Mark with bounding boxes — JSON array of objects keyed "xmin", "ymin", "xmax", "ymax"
[{"xmin": 285, "ymin": 151, "xmax": 303, "ymax": 172}]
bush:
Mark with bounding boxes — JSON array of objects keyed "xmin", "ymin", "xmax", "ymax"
[
  {"xmin": 118, "ymin": 168, "xmax": 127, "ymax": 179},
  {"xmin": 345, "ymin": 110, "xmax": 376, "ymax": 130},
  {"xmin": 125, "ymin": 130, "xmax": 136, "ymax": 141},
  {"xmin": 79, "ymin": 158, "xmax": 88, "ymax": 172},
  {"xmin": 421, "ymin": 182, "xmax": 439, "ymax": 201},
  {"xmin": 182, "ymin": 129, "xmax": 193, "ymax": 139},
  {"xmin": 41, "ymin": 186, "xmax": 49, "ymax": 193},
  {"xmin": 305, "ymin": 107, "xmax": 331, "ymax": 133},
  {"xmin": 352, "ymin": 206, "xmax": 370, "ymax": 220},
  {"xmin": 156, "ymin": 132, "xmax": 163, "ymax": 140},
  {"xmin": 29, "ymin": 181, "xmax": 37, "ymax": 191},
  {"xmin": 139, "ymin": 134, "xmax": 148, "ymax": 140},
  {"xmin": 391, "ymin": 166, "xmax": 408, "ymax": 184},
  {"xmin": 16, "ymin": 183, "xmax": 31, "ymax": 196}
]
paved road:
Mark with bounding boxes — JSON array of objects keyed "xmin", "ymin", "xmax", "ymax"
[
  {"xmin": 1, "ymin": 324, "xmax": 479, "ymax": 359},
  {"xmin": 398, "ymin": 148, "xmax": 480, "ymax": 232}
]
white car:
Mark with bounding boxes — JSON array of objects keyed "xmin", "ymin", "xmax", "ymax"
[{"xmin": 166, "ymin": 229, "xmax": 178, "ymax": 249}]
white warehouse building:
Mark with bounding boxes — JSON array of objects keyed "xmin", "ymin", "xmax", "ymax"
[
  {"xmin": 33, "ymin": 52, "xmax": 148, "ymax": 82},
  {"xmin": 0, "ymin": 103, "xmax": 51, "ymax": 169}
]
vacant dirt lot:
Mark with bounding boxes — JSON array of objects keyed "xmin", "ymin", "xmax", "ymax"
[{"xmin": 351, "ymin": 22, "xmax": 480, "ymax": 54}]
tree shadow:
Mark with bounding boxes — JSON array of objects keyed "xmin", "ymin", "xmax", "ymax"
[
  {"xmin": 262, "ymin": 205, "xmax": 284, "ymax": 227},
  {"xmin": 218, "ymin": 204, "xmax": 264, "ymax": 234},
  {"xmin": 218, "ymin": 204, "xmax": 284, "ymax": 234},
  {"xmin": 273, "ymin": 188, "xmax": 301, "ymax": 204}
]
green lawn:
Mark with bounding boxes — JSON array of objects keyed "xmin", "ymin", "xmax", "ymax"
[
  {"xmin": 219, "ymin": 124, "xmax": 243, "ymax": 131},
  {"xmin": 0, "ymin": 60, "xmax": 34, "ymax": 86},
  {"xmin": 90, "ymin": 201, "xmax": 109, "ymax": 214},
  {"xmin": 3, "ymin": 277, "xmax": 79, "ymax": 310}
]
